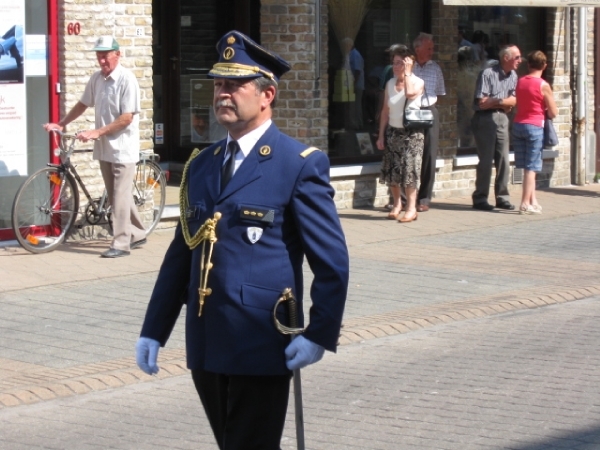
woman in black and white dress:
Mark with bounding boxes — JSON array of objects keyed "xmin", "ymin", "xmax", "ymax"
[{"xmin": 376, "ymin": 45, "xmax": 425, "ymax": 223}]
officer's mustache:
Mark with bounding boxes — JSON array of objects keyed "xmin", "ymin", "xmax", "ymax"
[{"xmin": 215, "ymin": 100, "xmax": 237, "ymax": 111}]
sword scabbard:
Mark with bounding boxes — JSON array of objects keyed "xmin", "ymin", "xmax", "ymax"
[{"xmin": 273, "ymin": 287, "xmax": 305, "ymax": 450}]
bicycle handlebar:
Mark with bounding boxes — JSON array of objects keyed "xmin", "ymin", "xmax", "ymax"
[
  {"xmin": 48, "ymin": 129, "xmax": 79, "ymax": 141},
  {"xmin": 48, "ymin": 128, "xmax": 157, "ymax": 160}
]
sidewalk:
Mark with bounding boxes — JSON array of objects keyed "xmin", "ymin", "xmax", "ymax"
[
  {"xmin": 1, "ymin": 184, "xmax": 600, "ymax": 448},
  {"xmin": 0, "ymin": 184, "xmax": 181, "ymax": 292},
  {"xmin": 2, "ymin": 184, "xmax": 599, "ymax": 293}
]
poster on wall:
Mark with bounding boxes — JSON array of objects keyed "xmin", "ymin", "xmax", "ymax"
[
  {"xmin": 25, "ymin": 35, "xmax": 46, "ymax": 77},
  {"xmin": 0, "ymin": 0, "xmax": 26, "ymax": 177}
]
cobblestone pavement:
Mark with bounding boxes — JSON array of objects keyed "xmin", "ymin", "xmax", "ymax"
[
  {"xmin": 1, "ymin": 297, "xmax": 599, "ymax": 450},
  {"xmin": 1, "ymin": 185, "xmax": 600, "ymax": 449}
]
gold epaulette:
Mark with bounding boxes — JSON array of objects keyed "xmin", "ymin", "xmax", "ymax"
[
  {"xmin": 300, "ymin": 147, "xmax": 320, "ymax": 158},
  {"xmin": 179, "ymin": 147, "xmax": 205, "ymax": 249}
]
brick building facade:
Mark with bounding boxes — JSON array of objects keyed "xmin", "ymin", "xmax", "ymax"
[{"xmin": 39, "ymin": 2, "xmax": 600, "ymax": 212}]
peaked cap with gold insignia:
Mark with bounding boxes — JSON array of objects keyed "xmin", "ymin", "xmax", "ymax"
[{"xmin": 207, "ymin": 30, "xmax": 291, "ymax": 83}]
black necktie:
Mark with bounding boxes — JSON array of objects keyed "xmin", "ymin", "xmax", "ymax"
[{"xmin": 221, "ymin": 140, "xmax": 240, "ymax": 191}]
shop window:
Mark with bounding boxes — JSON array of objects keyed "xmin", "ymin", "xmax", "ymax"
[
  {"xmin": 327, "ymin": 0, "xmax": 429, "ymax": 165},
  {"xmin": 457, "ymin": 7, "xmax": 545, "ymax": 153}
]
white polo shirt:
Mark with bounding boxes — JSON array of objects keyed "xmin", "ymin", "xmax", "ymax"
[{"xmin": 81, "ymin": 63, "xmax": 141, "ymax": 163}]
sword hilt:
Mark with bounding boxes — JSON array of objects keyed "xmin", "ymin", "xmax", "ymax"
[
  {"xmin": 273, "ymin": 287, "xmax": 304, "ymax": 335},
  {"xmin": 287, "ymin": 288, "xmax": 299, "ymax": 329}
]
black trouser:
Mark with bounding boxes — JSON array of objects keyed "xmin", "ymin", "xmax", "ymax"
[
  {"xmin": 417, "ymin": 105, "xmax": 440, "ymax": 206},
  {"xmin": 191, "ymin": 369, "xmax": 291, "ymax": 450}
]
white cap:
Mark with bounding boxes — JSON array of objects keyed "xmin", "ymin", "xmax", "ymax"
[{"xmin": 91, "ymin": 36, "xmax": 120, "ymax": 51}]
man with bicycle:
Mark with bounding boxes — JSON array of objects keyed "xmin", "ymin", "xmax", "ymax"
[{"xmin": 43, "ymin": 36, "xmax": 146, "ymax": 258}]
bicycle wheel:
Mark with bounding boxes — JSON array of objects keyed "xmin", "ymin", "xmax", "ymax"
[
  {"xmin": 132, "ymin": 159, "xmax": 166, "ymax": 236},
  {"xmin": 11, "ymin": 167, "xmax": 79, "ymax": 253}
]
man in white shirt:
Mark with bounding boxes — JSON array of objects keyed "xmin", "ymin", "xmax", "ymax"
[{"xmin": 44, "ymin": 36, "xmax": 146, "ymax": 258}]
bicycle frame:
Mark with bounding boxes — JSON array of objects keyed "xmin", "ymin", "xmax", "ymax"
[
  {"xmin": 64, "ymin": 159, "xmax": 111, "ymax": 223},
  {"xmin": 54, "ymin": 134, "xmax": 112, "ymax": 224}
]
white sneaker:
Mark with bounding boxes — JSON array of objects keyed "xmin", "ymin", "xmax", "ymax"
[{"xmin": 519, "ymin": 205, "xmax": 542, "ymax": 215}]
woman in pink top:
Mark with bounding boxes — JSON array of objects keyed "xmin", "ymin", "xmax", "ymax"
[{"xmin": 511, "ymin": 50, "xmax": 558, "ymax": 214}]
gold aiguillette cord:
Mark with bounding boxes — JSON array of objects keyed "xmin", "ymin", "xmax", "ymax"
[
  {"xmin": 181, "ymin": 211, "xmax": 221, "ymax": 317},
  {"xmin": 195, "ymin": 212, "xmax": 221, "ymax": 316},
  {"xmin": 178, "ymin": 149, "xmax": 222, "ymax": 316}
]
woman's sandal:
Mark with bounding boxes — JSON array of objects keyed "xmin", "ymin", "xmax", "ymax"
[
  {"xmin": 399, "ymin": 212, "xmax": 418, "ymax": 223},
  {"xmin": 387, "ymin": 206, "xmax": 403, "ymax": 220}
]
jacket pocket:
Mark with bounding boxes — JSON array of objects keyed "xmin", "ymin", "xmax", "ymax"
[{"xmin": 241, "ymin": 283, "xmax": 282, "ymax": 311}]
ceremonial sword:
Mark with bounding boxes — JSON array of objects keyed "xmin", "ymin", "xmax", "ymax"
[{"xmin": 273, "ymin": 287, "xmax": 305, "ymax": 450}]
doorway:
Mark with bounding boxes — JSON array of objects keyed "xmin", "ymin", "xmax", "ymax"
[{"xmin": 152, "ymin": 0, "xmax": 260, "ymax": 164}]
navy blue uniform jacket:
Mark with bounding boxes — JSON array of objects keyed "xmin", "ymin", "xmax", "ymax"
[{"xmin": 140, "ymin": 124, "xmax": 350, "ymax": 376}]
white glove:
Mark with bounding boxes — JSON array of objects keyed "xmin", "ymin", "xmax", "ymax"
[
  {"xmin": 284, "ymin": 335, "xmax": 324, "ymax": 370},
  {"xmin": 135, "ymin": 337, "xmax": 160, "ymax": 375}
]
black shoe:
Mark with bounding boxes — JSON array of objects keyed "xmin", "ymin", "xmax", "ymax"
[
  {"xmin": 495, "ymin": 200, "xmax": 515, "ymax": 210},
  {"xmin": 130, "ymin": 238, "xmax": 147, "ymax": 249},
  {"xmin": 101, "ymin": 248, "xmax": 130, "ymax": 258},
  {"xmin": 472, "ymin": 202, "xmax": 494, "ymax": 211}
]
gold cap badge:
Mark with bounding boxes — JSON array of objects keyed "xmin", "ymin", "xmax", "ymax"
[
  {"xmin": 223, "ymin": 47, "xmax": 235, "ymax": 60},
  {"xmin": 227, "ymin": 35, "xmax": 236, "ymax": 45}
]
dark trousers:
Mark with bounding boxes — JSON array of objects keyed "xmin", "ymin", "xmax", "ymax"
[
  {"xmin": 417, "ymin": 105, "xmax": 440, "ymax": 206},
  {"xmin": 471, "ymin": 111, "xmax": 511, "ymax": 205},
  {"xmin": 191, "ymin": 369, "xmax": 291, "ymax": 450}
]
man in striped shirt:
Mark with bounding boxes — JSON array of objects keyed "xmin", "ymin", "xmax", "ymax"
[
  {"xmin": 471, "ymin": 44, "xmax": 521, "ymax": 211},
  {"xmin": 413, "ymin": 32, "xmax": 446, "ymax": 212}
]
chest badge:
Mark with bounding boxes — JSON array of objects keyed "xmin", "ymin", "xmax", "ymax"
[{"xmin": 247, "ymin": 227, "xmax": 263, "ymax": 244}]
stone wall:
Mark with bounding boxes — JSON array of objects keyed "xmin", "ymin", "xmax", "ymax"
[
  {"xmin": 538, "ymin": 7, "xmax": 572, "ymax": 188},
  {"xmin": 60, "ymin": 0, "xmax": 153, "ymax": 148},
  {"xmin": 332, "ymin": 174, "xmax": 390, "ymax": 209},
  {"xmin": 261, "ymin": 0, "xmax": 328, "ymax": 151}
]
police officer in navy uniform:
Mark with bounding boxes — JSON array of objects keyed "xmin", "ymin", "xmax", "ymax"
[{"xmin": 135, "ymin": 31, "xmax": 349, "ymax": 449}]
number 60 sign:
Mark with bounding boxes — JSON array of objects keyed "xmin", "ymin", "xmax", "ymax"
[{"xmin": 67, "ymin": 22, "xmax": 81, "ymax": 35}]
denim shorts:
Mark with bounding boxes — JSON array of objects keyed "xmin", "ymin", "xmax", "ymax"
[{"xmin": 511, "ymin": 122, "xmax": 544, "ymax": 172}]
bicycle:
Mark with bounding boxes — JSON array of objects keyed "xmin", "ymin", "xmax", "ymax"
[{"xmin": 11, "ymin": 130, "xmax": 167, "ymax": 254}]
